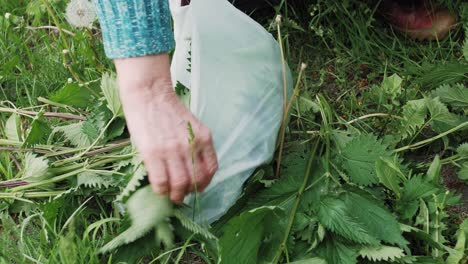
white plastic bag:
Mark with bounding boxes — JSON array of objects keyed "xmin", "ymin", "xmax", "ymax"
[{"xmin": 170, "ymin": 0, "xmax": 293, "ymax": 224}]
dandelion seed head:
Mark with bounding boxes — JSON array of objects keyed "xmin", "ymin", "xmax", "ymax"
[
  {"xmin": 5, "ymin": 13, "xmax": 11, "ymax": 20},
  {"xmin": 275, "ymin": 15, "xmax": 282, "ymax": 25},
  {"xmin": 62, "ymin": 49, "xmax": 70, "ymax": 55},
  {"xmin": 65, "ymin": 0, "xmax": 96, "ymax": 28},
  {"xmin": 301, "ymin": 63, "xmax": 308, "ymax": 71},
  {"xmin": 67, "ymin": 78, "xmax": 73, "ymax": 83}
]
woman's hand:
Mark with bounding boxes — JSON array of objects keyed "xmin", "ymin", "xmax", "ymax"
[{"xmin": 114, "ymin": 54, "xmax": 218, "ymax": 203}]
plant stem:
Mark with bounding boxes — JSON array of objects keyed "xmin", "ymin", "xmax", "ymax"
[
  {"xmin": 25, "ymin": 26, "xmax": 75, "ymax": 36},
  {"xmin": 394, "ymin": 121, "xmax": 468, "ymax": 153},
  {"xmin": 0, "ymin": 190, "xmax": 66, "ymax": 199},
  {"xmin": 276, "ymin": 65, "xmax": 306, "ymax": 177},
  {"xmin": 41, "ymin": 0, "xmax": 71, "ymax": 52},
  {"xmin": 0, "ymin": 146, "xmax": 50, "ymax": 155},
  {"xmin": 54, "ymin": 116, "xmax": 117, "ymax": 165},
  {"xmin": 0, "ymin": 107, "xmax": 86, "ymax": 120},
  {"xmin": 345, "ymin": 113, "xmax": 402, "ymax": 125},
  {"xmin": 273, "ymin": 138, "xmax": 320, "ymax": 263},
  {"xmin": 275, "ymin": 14, "xmax": 288, "ymax": 178},
  {"xmin": 10, "ymin": 156, "xmax": 128, "ymax": 192}
]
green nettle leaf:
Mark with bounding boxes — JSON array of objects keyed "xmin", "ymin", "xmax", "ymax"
[
  {"xmin": 359, "ymin": 246, "xmax": 405, "ymax": 262},
  {"xmin": 77, "ymin": 171, "xmax": 121, "ymax": 189},
  {"xmin": 343, "ymin": 193, "xmax": 408, "ymax": 248},
  {"xmin": 106, "ymin": 118, "xmax": 126, "ymax": 141},
  {"xmin": 246, "ymin": 146, "xmax": 310, "ymax": 210},
  {"xmin": 446, "ymin": 219, "xmax": 468, "ymax": 264},
  {"xmin": 398, "ymin": 176, "xmax": 439, "ymax": 219},
  {"xmin": 23, "ymin": 153, "xmax": 51, "ymax": 182},
  {"xmin": 23, "ymin": 111, "xmax": 52, "ymax": 147},
  {"xmin": 116, "ymin": 158, "xmax": 147, "ymax": 201},
  {"xmin": 426, "ymin": 155, "xmax": 441, "ymax": 183},
  {"xmin": 54, "ymin": 123, "xmax": 93, "ymax": 147},
  {"xmin": 317, "ymin": 195, "xmax": 379, "ymax": 245},
  {"xmin": 340, "ymin": 134, "xmax": 393, "ymax": 186},
  {"xmin": 50, "ymin": 83, "xmax": 93, "ymax": 108},
  {"xmin": 101, "ymin": 73, "xmax": 124, "ymax": 117},
  {"xmin": 173, "ymin": 210, "xmax": 217, "ymax": 241},
  {"xmin": 401, "ymin": 176, "xmax": 438, "ymax": 202},
  {"xmin": 100, "ymin": 186, "xmax": 173, "ymax": 253},
  {"xmin": 155, "ymin": 221, "xmax": 175, "ymax": 249},
  {"xmin": 400, "ymin": 99, "xmax": 427, "ymax": 138},
  {"xmin": 298, "ymin": 94, "xmax": 321, "ymax": 114},
  {"xmin": 219, "ymin": 206, "xmax": 286, "ymax": 264},
  {"xmin": 5, "ymin": 113, "xmax": 21, "ymax": 141},
  {"xmin": 381, "ymin": 74, "xmax": 403, "ymax": 99},
  {"xmin": 81, "ymin": 120, "xmax": 100, "ymax": 142},
  {"xmin": 458, "ymin": 162, "xmax": 468, "ymax": 181},
  {"xmin": 289, "ymin": 258, "xmax": 327, "ymax": 264},
  {"xmin": 415, "ymin": 199, "xmax": 430, "ymax": 233},
  {"xmin": 375, "ymin": 158, "xmax": 402, "ymax": 197},
  {"xmin": 316, "ymin": 236, "xmax": 359, "ymax": 264},
  {"xmin": 431, "ymin": 84, "xmax": 468, "ymax": 108},
  {"xmin": 457, "ymin": 143, "xmax": 468, "ymax": 157},
  {"xmin": 426, "ymin": 97, "xmax": 466, "ymax": 133}
]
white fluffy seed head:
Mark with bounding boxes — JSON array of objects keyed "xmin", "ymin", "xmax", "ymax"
[
  {"xmin": 5, "ymin": 13, "xmax": 11, "ymax": 20},
  {"xmin": 301, "ymin": 63, "xmax": 308, "ymax": 71},
  {"xmin": 65, "ymin": 0, "xmax": 96, "ymax": 28},
  {"xmin": 67, "ymin": 78, "xmax": 73, "ymax": 83},
  {"xmin": 275, "ymin": 15, "xmax": 282, "ymax": 25},
  {"xmin": 62, "ymin": 49, "xmax": 70, "ymax": 55}
]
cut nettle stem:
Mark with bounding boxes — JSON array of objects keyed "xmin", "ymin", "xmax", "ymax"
[
  {"xmin": 394, "ymin": 121, "xmax": 468, "ymax": 153},
  {"xmin": 273, "ymin": 138, "xmax": 320, "ymax": 264},
  {"xmin": 10, "ymin": 156, "xmax": 128, "ymax": 192},
  {"xmin": 276, "ymin": 63, "xmax": 307, "ymax": 177},
  {"xmin": 0, "ymin": 107, "xmax": 86, "ymax": 121}
]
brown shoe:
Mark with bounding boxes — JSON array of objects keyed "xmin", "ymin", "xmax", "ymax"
[{"xmin": 383, "ymin": 0, "xmax": 458, "ymax": 41}]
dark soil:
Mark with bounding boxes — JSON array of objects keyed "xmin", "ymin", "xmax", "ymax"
[{"xmin": 442, "ymin": 165, "xmax": 468, "ymax": 219}]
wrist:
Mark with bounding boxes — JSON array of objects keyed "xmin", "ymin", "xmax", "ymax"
[{"xmin": 114, "ymin": 53, "xmax": 175, "ymax": 100}]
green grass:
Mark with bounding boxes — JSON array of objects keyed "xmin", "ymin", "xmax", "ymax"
[{"xmin": 0, "ymin": 0, "xmax": 467, "ymax": 263}]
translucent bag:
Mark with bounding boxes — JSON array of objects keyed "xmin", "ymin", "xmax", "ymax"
[{"xmin": 170, "ymin": 0, "xmax": 293, "ymax": 224}]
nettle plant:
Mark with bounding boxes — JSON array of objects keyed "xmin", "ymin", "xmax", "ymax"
[{"xmin": 0, "ymin": 71, "xmax": 467, "ymax": 263}]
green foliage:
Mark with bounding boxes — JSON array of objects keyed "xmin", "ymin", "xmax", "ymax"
[
  {"xmin": 174, "ymin": 210, "xmax": 217, "ymax": 241},
  {"xmin": 23, "ymin": 153, "xmax": 51, "ymax": 182},
  {"xmin": 316, "ymin": 237, "xmax": 359, "ymax": 264},
  {"xmin": 4, "ymin": 113, "xmax": 21, "ymax": 141},
  {"xmin": 50, "ymin": 82, "xmax": 93, "ymax": 108},
  {"xmin": 375, "ymin": 157, "xmax": 403, "ymax": 197},
  {"xmin": 446, "ymin": 219, "xmax": 468, "ymax": 264},
  {"xmin": 1, "ymin": 0, "xmax": 467, "ymax": 263},
  {"xmin": 76, "ymin": 171, "xmax": 120, "ymax": 189},
  {"xmin": 359, "ymin": 246, "xmax": 405, "ymax": 262},
  {"xmin": 431, "ymin": 83, "xmax": 468, "ymax": 109},
  {"xmin": 218, "ymin": 206, "xmax": 286, "ymax": 264},
  {"xmin": 100, "ymin": 186, "xmax": 173, "ymax": 253},
  {"xmin": 23, "ymin": 111, "xmax": 52, "ymax": 147},
  {"xmin": 339, "ymin": 134, "xmax": 393, "ymax": 186},
  {"xmin": 400, "ymin": 99, "xmax": 428, "ymax": 139},
  {"xmin": 101, "ymin": 73, "xmax": 124, "ymax": 118},
  {"xmin": 53, "ymin": 122, "xmax": 92, "ymax": 147}
]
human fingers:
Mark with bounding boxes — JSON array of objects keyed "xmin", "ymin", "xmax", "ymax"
[
  {"xmin": 166, "ymin": 156, "xmax": 191, "ymax": 203},
  {"xmin": 145, "ymin": 158, "xmax": 169, "ymax": 195},
  {"xmin": 194, "ymin": 129, "xmax": 218, "ymax": 192}
]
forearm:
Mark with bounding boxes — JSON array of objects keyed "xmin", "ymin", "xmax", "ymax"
[{"xmin": 93, "ymin": 0, "xmax": 174, "ymax": 59}]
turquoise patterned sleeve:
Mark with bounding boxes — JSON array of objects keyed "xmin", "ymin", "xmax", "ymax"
[{"xmin": 93, "ymin": 0, "xmax": 175, "ymax": 59}]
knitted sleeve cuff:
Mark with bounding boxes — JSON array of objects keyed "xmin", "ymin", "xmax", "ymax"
[{"xmin": 94, "ymin": 0, "xmax": 175, "ymax": 59}]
